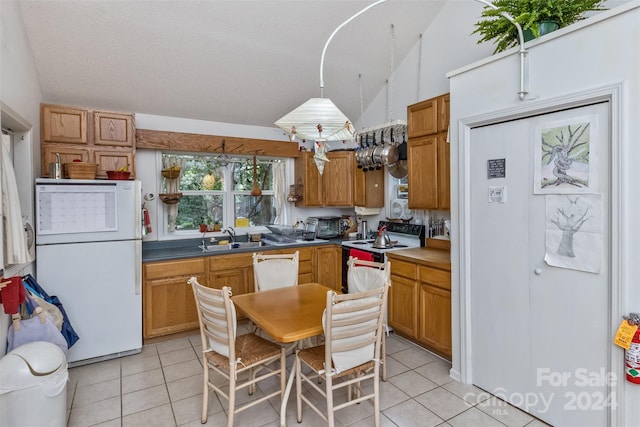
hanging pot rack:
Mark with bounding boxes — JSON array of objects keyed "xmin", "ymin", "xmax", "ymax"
[{"xmin": 358, "ymin": 119, "xmax": 407, "ymax": 142}]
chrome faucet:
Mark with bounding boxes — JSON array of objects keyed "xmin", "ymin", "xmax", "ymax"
[{"xmin": 223, "ymin": 227, "xmax": 236, "ymax": 242}]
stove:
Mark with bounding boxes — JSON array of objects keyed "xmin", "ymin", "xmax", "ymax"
[
  {"xmin": 341, "ymin": 221, "xmax": 425, "ymax": 292},
  {"xmin": 341, "ymin": 221, "xmax": 425, "ymax": 254}
]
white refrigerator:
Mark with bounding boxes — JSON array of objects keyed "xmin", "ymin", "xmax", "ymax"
[{"xmin": 35, "ymin": 178, "xmax": 142, "ymax": 366}]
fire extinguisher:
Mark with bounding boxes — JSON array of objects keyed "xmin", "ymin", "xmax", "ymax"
[{"xmin": 624, "ymin": 313, "xmax": 640, "ymax": 384}]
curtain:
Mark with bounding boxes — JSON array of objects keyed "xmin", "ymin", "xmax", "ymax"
[
  {"xmin": 273, "ymin": 161, "xmax": 286, "ymax": 225},
  {"xmin": 1, "ymin": 133, "xmax": 32, "ymax": 265}
]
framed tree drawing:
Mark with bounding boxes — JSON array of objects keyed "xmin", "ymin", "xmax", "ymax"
[{"xmin": 534, "ymin": 115, "xmax": 598, "ymax": 194}]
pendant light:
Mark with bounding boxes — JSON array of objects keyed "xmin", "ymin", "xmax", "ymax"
[{"xmin": 275, "ymin": 0, "xmax": 389, "ymax": 142}]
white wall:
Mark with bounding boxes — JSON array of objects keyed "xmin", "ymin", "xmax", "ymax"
[
  {"xmin": 356, "ymin": 0, "xmax": 492, "ymax": 130},
  {"xmin": 448, "ymin": 4, "xmax": 640, "ymax": 425},
  {"xmin": 0, "ymin": 0, "xmax": 43, "ymax": 351}
]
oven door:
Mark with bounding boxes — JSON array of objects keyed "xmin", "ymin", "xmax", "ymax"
[{"xmin": 341, "ymin": 246, "xmax": 384, "ymax": 294}]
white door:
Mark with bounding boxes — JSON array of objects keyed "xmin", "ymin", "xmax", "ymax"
[{"xmin": 470, "ymin": 102, "xmax": 610, "ymax": 427}]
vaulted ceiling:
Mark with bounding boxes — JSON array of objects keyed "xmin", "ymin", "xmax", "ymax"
[{"xmin": 18, "ymin": 0, "xmax": 454, "ymax": 132}]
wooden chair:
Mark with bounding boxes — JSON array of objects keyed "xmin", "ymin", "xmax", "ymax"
[
  {"xmin": 252, "ymin": 250, "xmax": 299, "ymax": 291},
  {"xmin": 188, "ymin": 277, "xmax": 286, "ymax": 427},
  {"xmin": 347, "ymin": 256, "xmax": 391, "ymax": 381},
  {"xmin": 252, "ymin": 250, "xmax": 309, "ymax": 350},
  {"xmin": 294, "ymin": 283, "xmax": 389, "ymax": 427}
]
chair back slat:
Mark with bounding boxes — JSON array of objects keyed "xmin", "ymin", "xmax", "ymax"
[
  {"xmin": 323, "ymin": 285, "xmax": 388, "ymax": 373},
  {"xmin": 189, "ymin": 277, "xmax": 236, "ymax": 359}
]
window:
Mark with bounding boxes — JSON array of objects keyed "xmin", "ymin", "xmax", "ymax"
[{"xmin": 161, "ymin": 153, "xmax": 277, "ymax": 232}]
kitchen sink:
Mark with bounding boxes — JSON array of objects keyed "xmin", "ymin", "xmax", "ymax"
[{"xmin": 201, "ymin": 241, "xmax": 264, "ymax": 252}]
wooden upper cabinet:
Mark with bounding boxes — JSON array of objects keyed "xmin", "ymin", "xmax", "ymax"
[
  {"xmin": 354, "ymin": 166, "xmax": 384, "ymax": 208},
  {"xmin": 437, "ymin": 133, "xmax": 450, "ymax": 210},
  {"xmin": 407, "ymin": 98, "xmax": 438, "ymax": 138},
  {"xmin": 437, "ymin": 93, "xmax": 450, "ymax": 133},
  {"xmin": 41, "ymin": 104, "xmax": 88, "ymax": 144},
  {"xmin": 295, "ymin": 151, "xmax": 323, "ymax": 207},
  {"xmin": 323, "ymin": 151, "xmax": 354, "ymax": 207},
  {"xmin": 407, "ymin": 93, "xmax": 450, "ymax": 210},
  {"xmin": 40, "ymin": 103, "xmax": 136, "ymax": 178},
  {"xmin": 94, "ymin": 111, "xmax": 135, "ymax": 147},
  {"xmin": 94, "ymin": 150, "xmax": 135, "ymax": 178},
  {"xmin": 408, "ymin": 135, "xmax": 438, "ymax": 209},
  {"xmin": 295, "ymin": 150, "xmax": 358, "ymax": 207}
]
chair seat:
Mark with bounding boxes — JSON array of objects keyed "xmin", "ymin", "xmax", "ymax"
[
  {"xmin": 297, "ymin": 344, "xmax": 376, "ymax": 380},
  {"xmin": 205, "ymin": 333, "xmax": 283, "ymax": 372}
]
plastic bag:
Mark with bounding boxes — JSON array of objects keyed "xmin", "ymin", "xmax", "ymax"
[
  {"xmin": 22, "ymin": 274, "xmax": 79, "ymax": 348},
  {"xmin": 6, "ymin": 293, "xmax": 68, "ymax": 355}
]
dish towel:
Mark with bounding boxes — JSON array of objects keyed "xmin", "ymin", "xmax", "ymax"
[
  {"xmin": 142, "ymin": 207, "xmax": 152, "ymax": 235},
  {"xmin": 349, "ymin": 248, "xmax": 374, "ymax": 262},
  {"xmin": 0, "ymin": 276, "xmax": 26, "ymax": 314}
]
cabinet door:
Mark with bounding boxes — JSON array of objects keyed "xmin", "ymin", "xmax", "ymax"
[
  {"xmin": 143, "ymin": 258, "xmax": 205, "ymax": 339},
  {"xmin": 437, "ymin": 93, "xmax": 450, "ymax": 133},
  {"xmin": 208, "ymin": 253, "xmax": 253, "ymax": 295},
  {"xmin": 316, "ymin": 246, "xmax": 341, "ymax": 292},
  {"xmin": 41, "ymin": 145, "xmax": 90, "ymax": 177},
  {"xmin": 408, "ymin": 98, "xmax": 438, "ymax": 138},
  {"xmin": 323, "ymin": 151, "xmax": 354, "ymax": 207},
  {"xmin": 388, "ymin": 274, "xmax": 418, "ymax": 338},
  {"xmin": 295, "ymin": 152, "xmax": 322, "ymax": 207},
  {"xmin": 94, "ymin": 149, "xmax": 135, "ymax": 178},
  {"xmin": 41, "ymin": 104, "xmax": 88, "ymax": 144},
  {"xmin": 408, "ymin": 135, "xmax": 438, "ymax": 209},
  {"xmin": 297, "ymin": 247, "xmax": 314, "ymax": 284},
  {"xmin": 437, "ymin": 133, "xmax": 450, "ymax": 210},
  {"xmin": 208, "ymin": 268, "xmax": 248, "ymax": 296},
  {"xmin": 354, "ymin": 166, "xmax": 384, "ymax": 208},
  {"xmin": 93, "ymin": 111, "xmax": 135, "ymax": 147},
  {"xmin": 418, "ymin": 284, "xmax": 452, "ymax": 360}
]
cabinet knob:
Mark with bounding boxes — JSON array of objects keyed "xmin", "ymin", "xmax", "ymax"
[{"xmin": 534, "ymin": 268, "xmax": 542, "ymax": 275}]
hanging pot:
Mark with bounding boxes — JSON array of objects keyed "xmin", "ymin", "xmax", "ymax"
[
  {"xmin": 372, "ymin": 145, "xmax": 385, "ymax": 168},
  {"xmin": 379, "ymin": 143, "xmax": 399, "ymax": 166},
  {"xmin": 383, "ymin": 128, "xmax": 400, "ymax": 165},
  {"xmin": 387, "ymin": 159, "xmax": 407, "ymax": 178},
  {"xmin": 397, "ymin": 132, "xmax": 407, "ymax": 161},
  {"xmin": 356, "ymin": 135, "xmax": 365, "ymax": 169}
]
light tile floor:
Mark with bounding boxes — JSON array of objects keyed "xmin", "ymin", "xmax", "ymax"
[{"xmin": 66, "ymin": 325, "xmax": 551, "ymax": 427}]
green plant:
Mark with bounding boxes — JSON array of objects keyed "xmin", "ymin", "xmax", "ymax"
[{"xmin": 472, "ymin": 0, "xmax": 606, "ymax": 53}]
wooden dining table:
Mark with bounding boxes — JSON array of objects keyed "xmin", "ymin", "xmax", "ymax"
[{"xmin": 232, "ymin": 282, "xmax": 334, "ymax": 427}]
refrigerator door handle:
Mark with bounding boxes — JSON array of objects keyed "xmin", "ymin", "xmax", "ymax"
[{"xmin": 135, "ymin": 240, "xmax": 142, "ymax": 295}]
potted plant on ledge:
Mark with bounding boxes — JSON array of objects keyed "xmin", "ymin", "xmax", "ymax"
[{"xmin": 472, "ymin": 0, "xmax": 606, "ymax": 54}]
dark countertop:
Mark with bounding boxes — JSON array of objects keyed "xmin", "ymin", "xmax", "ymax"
[
  {"xmin": 385, "ymin": 247, "xmax": 451, "ymax": 271},
  {"xmin": 142, "ymin": 237, "xmax": 344, "ymax": 263}
]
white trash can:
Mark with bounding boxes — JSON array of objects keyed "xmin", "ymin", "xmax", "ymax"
[{"xmin": 0, "ymin": 341, "xmax": 68, "ymax": 427}]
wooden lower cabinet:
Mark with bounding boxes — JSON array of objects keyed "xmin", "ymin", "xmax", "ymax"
[
  {"xmin": 207, "ymin": 252, "xmax": 254, "ymax": 296},
  {"xmin": 388, "ymin": 255, "xmax": 451, "ymax": 360},
  {"xmin": 315, "ymin": 245, "xmax": 342, "ymax": 292},
  {"xmin": 143, "ymin": 258, "xmax": 205, "ymax": 339},
  {"xmin": 418, "ymin": 284, "xmax": 452, "ymax": 359},
  {"xmin": 143, "ymin": 245, "xmax": 330, "ymax": 340},
  {"xmin": 389, "ymin": 274, "xmax": 418, "ymax": 339},
  {"xmin": 389, "ymin": 259, "xmax": 418, "ymax": 338}
]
